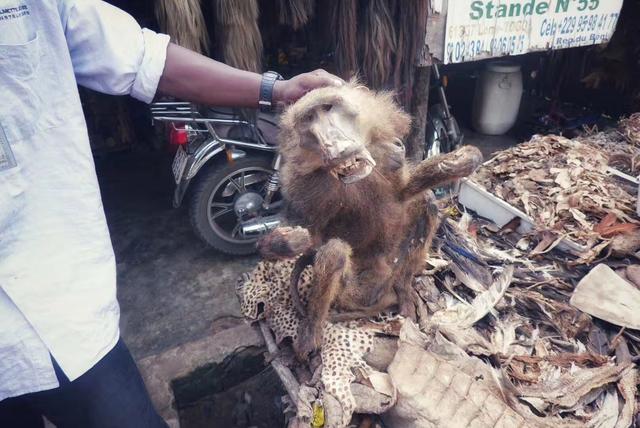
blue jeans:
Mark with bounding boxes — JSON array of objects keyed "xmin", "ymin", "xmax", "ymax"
[{"xmin": 0, "ymin": 339, "xmax": 167, "ymax": 428}]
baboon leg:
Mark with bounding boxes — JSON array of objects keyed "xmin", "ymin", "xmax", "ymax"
[
  {"xmin": 422, "ymin": 190, "xmax": 440, "ymax": 252},
  {"xmin": 395, "ymin": 193, "xmax": 440, "ymax": 320},
  {"xmin": 401, "ymin": 145, "xmax": 483, "ymax": 200},
  {"xmin": 257, "ymin": 226, "xmax": 313, "ymax": 260},
  {"xmin": 295, "ymin": 239, "xmax": 353, "ymax": 361}
]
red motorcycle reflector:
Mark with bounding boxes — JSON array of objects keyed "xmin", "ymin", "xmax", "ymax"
[{"xmin": 169, "ymin": 124, "xmax": 188, "ymax": 146}]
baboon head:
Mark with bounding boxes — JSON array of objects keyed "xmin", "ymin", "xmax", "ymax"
[{"xmin": 279, "ymin": 81, "xmax": 412, "ymax": 183}]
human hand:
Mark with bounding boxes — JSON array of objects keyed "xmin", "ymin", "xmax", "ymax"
[{"xmin": 273, "ymin": 69, "xmax": 343, "ymax": 105}]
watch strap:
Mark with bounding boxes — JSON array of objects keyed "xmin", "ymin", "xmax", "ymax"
[{"xmin": 259, "ymin": 71, "xmax": 284, "ymax": 112}]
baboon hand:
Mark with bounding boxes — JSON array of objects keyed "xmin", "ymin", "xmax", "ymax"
[
  {"xmin": 403, "ymin": 145, "xmax": 484, "ymax": 199},
  {"xmin": 257, "ymin": 226, "xmax": 313, "ymax": 260},
  {"xmin": 440, "ymin": 145, "xmax": 483, "ymax": 178}
]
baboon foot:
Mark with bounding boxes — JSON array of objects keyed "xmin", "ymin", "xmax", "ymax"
[
  {"xmin": 257, "ymin": 226, "xmax": 313, "ymax": 260},
  {"xmin": 294, "ymin": 320, "xmax": 322, "ymax": 361}
]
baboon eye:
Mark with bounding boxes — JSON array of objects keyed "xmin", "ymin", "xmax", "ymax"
[
  {"xmin": 302, "ymin": 112, "xmax": 314, "ymax": 123},
  {"xmin": 393, "ymin": 138, "xmax": 405, "ymax": 149},
  {"xmin": 321, "ymin": 103, "xmax": 333, "ymax": 112}
]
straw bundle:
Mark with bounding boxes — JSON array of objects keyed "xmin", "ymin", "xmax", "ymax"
[
  {"xmin": 214, "ymin": 0, "xmax": 263, "ymax": 72},
  {"xmin": 278, "ymin": 0, "xmax": 315, "ymax": 30},
  {"xmin": 155, "ymin": 0, "xmax": 209, "ymax": 54},
  {"xmin": 359, "ymin": 0, "xmax": 396, "ymax": 89}
]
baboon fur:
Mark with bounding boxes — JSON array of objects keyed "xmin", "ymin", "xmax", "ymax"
[{"xmin": 258, "ymin": 81, "xmax": 483, "ymax": 359}]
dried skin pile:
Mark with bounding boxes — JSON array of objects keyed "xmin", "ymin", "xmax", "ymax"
[
  {"xmin": 577, "ymin": 114, "xmax": 640, "ymax": 176},
  {"xmin": 238, "ymin": 211, "xmax": 640, "ymax": 427},
  {"xmin": 472, "ymin": 135, "xmax": 637, "ymax": 249},
  {"xmin": 619, "ymin": 112, "xmax": 640, "ymax": 146},
  {"xmin": 577, "ymin": 129, "xmax": 640, "ymax": 176},
  {"xmin": 395, "ymin": 213, "xmax": 639, "ymax": 427}
]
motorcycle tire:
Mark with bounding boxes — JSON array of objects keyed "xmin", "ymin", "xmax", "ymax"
[
  {"xmin": 188, "ymin": 155, "xmax": 276, "ymax": 256},
  {"xmin": 425, "ymin": 103, "xmax": 457, "ymax": 159}
]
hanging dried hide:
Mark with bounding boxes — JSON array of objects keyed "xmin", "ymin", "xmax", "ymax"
[
  {"xmin": 214, "ymin": 0, "xmax": 263, "ymax": 72},
  {"xmin": 278, "ymin": 0, "xmax": 315, "ymax": 30},
  {"xmin": 329, "ymin": 0, "xmax": 358, "ymax": 79},
  {"xmin": 155, "ymin": 0, "xmax": 209, "ymax": 54},
  {"xmin": 359, "ymin": 0, "xmax": 396, "ymax": 89},
  {"xmin": 391, "ymin": 0, "xmax": 428, "ymax": 107}
]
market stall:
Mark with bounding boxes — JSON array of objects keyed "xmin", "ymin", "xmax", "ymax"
[{"xmin": 237, "ymin": 114, "xmax": 640, "ymax": 427}]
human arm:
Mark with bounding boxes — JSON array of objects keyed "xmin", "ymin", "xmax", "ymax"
[
  {"xmin": 158, "ymin": 43, "xmax": 343, "ymax": 107},
  {"xmin": 58, "ymin": 0, "xmax": 341, "ymax": 105}
]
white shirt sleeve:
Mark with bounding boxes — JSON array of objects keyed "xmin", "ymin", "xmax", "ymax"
[{"xmin": 58, "ymin": 0, "xmax": 170, "ymax": 103}]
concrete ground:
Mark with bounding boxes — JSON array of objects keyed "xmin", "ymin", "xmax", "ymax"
[
  {"xmin": 464, "ymin": 128, "xmax": 519, "ymax": 159},
  {"xmin": 96, "ymin": 151, "xmax": 259, "ymax": 361}
]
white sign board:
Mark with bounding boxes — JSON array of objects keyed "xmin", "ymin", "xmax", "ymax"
[{"xmin": 444, "ymin": 0, "xmax": 623, "ymax": 64}]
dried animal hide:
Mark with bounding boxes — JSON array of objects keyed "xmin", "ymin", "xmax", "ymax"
[
  {"xmin": 382, "ymin": 321, "xmax": 607, "ymax": 428},
  {"xmin": 391, "ymin": 0, "xmax": 428, "ymax": 107},
  {"xmin": 238, "ymin": 187, "xmax": 640, "ymax": 426},
  {"xmin": 278, "ymin": 0, "xmax": 315, "ymax": 30},
  {"xmin": 577, "ymin": 129, "xmax": 640, "ymax": 176},
  {"xmin": 430, "ymin": 266, "xmax": 513, "ymax": 328},
  {"xmin": 329, "ymin": 0, "xmax": 358, "ymax": 79},
  {"xmin": 358, "ymin": 0, "xmax": 396, "ymax": 89},
  {"xmin": 155, "ymin": 0, "xmax": 209, "ymax": 54},
  {"xmin": 619, "ymin": 112, "xmax": 640, "ymax": 146},
  {"xmin": 516, "ymin": 364, "xmax": 630, "ymax": 410},
  {"xmin": 570, "ymin": 264, "xmax": 640, "ymax": 330},
  {"xmin": 237, "ymin": 260, "xmax": 397, "ymax": 428},
  {"xmin": 214, "ymin": 0, "xmax": 263, "ymax": 72},
  {"xmin": 471, "ymin": 134, "xmax": 638, "ymax": 259}
]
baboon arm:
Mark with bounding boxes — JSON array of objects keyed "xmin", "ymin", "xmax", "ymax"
[
  {"xmin": 401, "ymin": 145, "xmax": 483, "ymax": 200},
  {"xmin": 256, "ymin": 226, "xmax": 314, "ymax": 260}
]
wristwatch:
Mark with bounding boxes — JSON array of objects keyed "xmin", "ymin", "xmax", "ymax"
[{"xmin": 259, "ymin": 71, "xmax": 284, "ymax": 112}]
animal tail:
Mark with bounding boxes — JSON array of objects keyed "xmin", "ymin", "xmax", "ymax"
[{"xmin": 289, "ymin": 250, "xmax": 316, "ymax": 317}]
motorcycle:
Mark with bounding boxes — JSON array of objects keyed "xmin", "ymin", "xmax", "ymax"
[
  {"xmin": 425, "ymin": 62, "xmax": 463, "ymax": 159},
  {"xmin": 151, "ymin": 102, "xmax": 283, "ymax": 255}
]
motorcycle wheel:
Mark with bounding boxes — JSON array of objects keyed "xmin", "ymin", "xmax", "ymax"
[
  {"xmin": 188, "ymin": 156, "xmax": 279, "ymax": 255},
  {"xmin": 425, "ymin": 104, "xmax": 456, "ymax": 159}
]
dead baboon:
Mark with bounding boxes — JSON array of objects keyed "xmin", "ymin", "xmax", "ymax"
[{"xmin": 257, "ymin": 81, "xmax": 483, "ymax": 360}]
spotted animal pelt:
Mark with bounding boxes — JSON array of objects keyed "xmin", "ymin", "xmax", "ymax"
[{"xmin": 237, "ymin": 260, "xmax": 378, "ymax": 427}]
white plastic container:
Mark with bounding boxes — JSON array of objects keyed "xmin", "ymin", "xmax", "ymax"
[{"xmin": 472, "ymin": 61, "xmax": 523, "ymax": 135}]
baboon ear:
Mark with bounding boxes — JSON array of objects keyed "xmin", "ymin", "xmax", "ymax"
[{"xmin": 390, "ymin": 110, "xmax": 412, "ymax": 139}]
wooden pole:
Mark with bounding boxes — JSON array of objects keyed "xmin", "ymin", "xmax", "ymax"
[
  {"xmin": 406, "ymin": 66, "xmax": 431, "ymax": 161},
  {"xmin": 259, "ymin": 321, "xmax": 301, "ymax": 406}
]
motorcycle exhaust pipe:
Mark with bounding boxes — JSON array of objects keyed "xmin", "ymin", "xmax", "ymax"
[{"xmin": 240, "ymin": 215, "xmax": 282, "ymax": 236}]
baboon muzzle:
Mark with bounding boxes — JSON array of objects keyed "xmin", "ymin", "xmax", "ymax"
[{"xmin": 310, "ymin": 118, "xmax": 376, "ymax": 184}]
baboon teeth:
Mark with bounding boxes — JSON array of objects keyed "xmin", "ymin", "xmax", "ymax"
[{"xmin": 332, "ymin": 156, "xmax": 373, "ymax": 183}]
